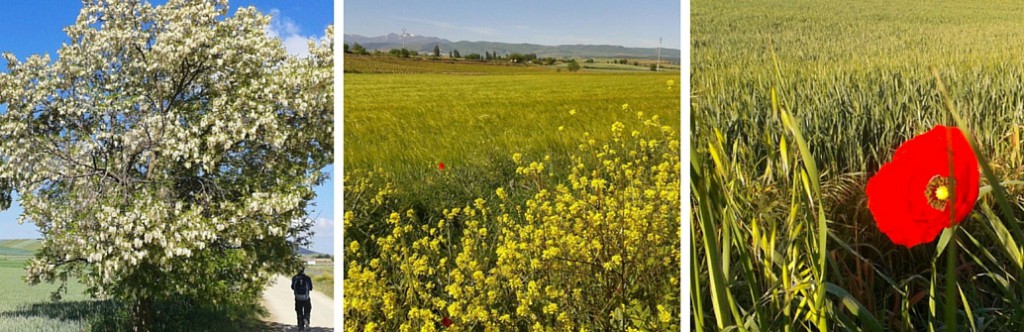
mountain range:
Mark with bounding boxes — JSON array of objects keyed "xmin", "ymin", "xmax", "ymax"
[{"xmin": 344, "ymin": 33, "xmax": 681, "ymax": 62}]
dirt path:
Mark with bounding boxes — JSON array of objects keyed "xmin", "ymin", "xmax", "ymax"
[{"xmin": 261, "ymin": 275, "xmax": 334, "ymax": 331}]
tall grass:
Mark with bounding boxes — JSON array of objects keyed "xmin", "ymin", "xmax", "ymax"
[{"xmin": 693, "ymin": 0, "xmax": 1024, "ymax": 330}]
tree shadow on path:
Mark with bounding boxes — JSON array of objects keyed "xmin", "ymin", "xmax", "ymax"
[{"xmin": 258, "ymin": 321, "xmax": 334, "ymax": 332}]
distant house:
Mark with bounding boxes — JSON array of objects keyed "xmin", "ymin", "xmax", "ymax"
[{"xmin": 304, "ymin": 258, "xmax": 332, "ymax": 266}]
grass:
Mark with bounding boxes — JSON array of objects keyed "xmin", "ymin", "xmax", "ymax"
[
  {"xmin": 344, "ymin": 60, "xmax": 681, "ymax": 329},
  {"xmin": 345, "ymin": 72, "xmax": 679, "ymax": 215},
  {"xmin": 581, "ymin": 60, "xmax": 681, "ymax": 73},
  {"xmin": 0, "ymin": 239, "xmax": 41, "ymax": 257},
  {"xmin": 0, "ymin": 239, "xmax": 277, "ymax": 331},
  {"xmin": 0, "ymin": 239, "xmax": 44, "ymax": 252},
  {"xmin": 303, "ymin": 258, "xmax": 334, "ymax": 298},
  {"xmin": 693, "ymin": 0, "xmax": 1024, "ymax": 330},
  {"xmin": 0, "ymin": 254, "xmax": 104, "ymax": 331}
]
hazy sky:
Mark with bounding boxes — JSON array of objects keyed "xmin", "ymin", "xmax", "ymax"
[
  {"xmin": 344, "ymin": 0, "xmax": 682, "ymax": 49},
  {"xmin": 0, "ymin": 0, "xmax": 335, "ymax": 254}
]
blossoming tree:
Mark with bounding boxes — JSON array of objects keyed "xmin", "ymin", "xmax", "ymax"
[{"xmin": 0, "ymin": 0, "xmax": 332, "ymax": 328}]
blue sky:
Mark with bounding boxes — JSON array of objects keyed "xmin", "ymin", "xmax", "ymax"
[
  {"xmin": 0, "ymin": 0, "xmax": 335, "ymax": 254},
  {"xmin": 344, "ymin": 0, "xmax": 682, "ymax": 49}
]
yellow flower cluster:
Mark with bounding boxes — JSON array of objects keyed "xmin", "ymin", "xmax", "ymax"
[{"xmin": 345, "ymin": 108, "xmax": 680, "ymax": 331}]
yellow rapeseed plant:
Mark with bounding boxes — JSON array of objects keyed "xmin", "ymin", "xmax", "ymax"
[{"xmin": 344, "ymin": 107, "xmax": 680, "ymax": 331}]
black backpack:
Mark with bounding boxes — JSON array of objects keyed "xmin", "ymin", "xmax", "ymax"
[{"xmin": 294, "ymin": 276, "xmax": 310, "ymax": 301}]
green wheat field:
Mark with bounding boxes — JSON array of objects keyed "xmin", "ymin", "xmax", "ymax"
[
  {"xmin": 343, "ymin": 53, "xmax": 682, "ymax": 330},
  {"xmin": 693, "ymin": 0, "xmax": 1024, "ymax": 330},
  {"xmin": 345, "ymin": 68, "xmax": 681, "ymax": 212},
  {"xmin": 0, "ymin": 239, "xmax": 115, "ymax": 331}
]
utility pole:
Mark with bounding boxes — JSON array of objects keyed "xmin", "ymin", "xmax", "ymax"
[{"xmin": 656, "ymin": 37, "xmax": 662, "ymax": 72}]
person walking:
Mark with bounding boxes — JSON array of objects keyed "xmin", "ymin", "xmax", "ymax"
[{"xmin": 291, "ymin": 267, "xmax": 313, "ymax": 330}]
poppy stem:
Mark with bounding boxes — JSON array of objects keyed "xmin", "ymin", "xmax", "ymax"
[{"xmin": 944, "ymin": 225, "xmax": 958, "ymax": 330}]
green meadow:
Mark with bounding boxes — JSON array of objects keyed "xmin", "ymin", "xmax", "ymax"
[
  {"xmin": 693, "ymin": 0, "xmax": 1024, "ymax": 330},
  {"xmin": 344, "ymin": 69, "xmax": 680, "ymax": 212},
  {"xmin": 304, "ymin": 259, "xmax": 335, "ymax": 299},
  {"xmin": 0, "ymin": 240, "xmax": 110, "ymax": 331},
  {"xmin": 0, "ymin": 239, "xmax": 280, "ymax": 331}
]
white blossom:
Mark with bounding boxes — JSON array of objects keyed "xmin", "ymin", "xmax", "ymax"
[{"xmin": 0, "ymin": 0, "xmax": 332, "ymax": 305}]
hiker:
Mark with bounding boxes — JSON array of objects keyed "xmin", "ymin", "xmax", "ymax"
[{"xmin": 291, "ymin": 266, "xmax": 313, "ymax": 330}]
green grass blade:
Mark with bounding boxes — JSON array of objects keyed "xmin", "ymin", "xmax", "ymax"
[
  {"xmin": 825, "ymin": 282, "xmax": 883, "ymax": 332},
  {"xmin": 959, "ymin": 284, "xmax": 977, "ymax": 332},
  {"xmin": 932, "ymin": 68, "xmax": 1024, "ymax": 245},
  {"xmin": 693, "ymin": 151, "xmax": 735, "ymax": 329}
]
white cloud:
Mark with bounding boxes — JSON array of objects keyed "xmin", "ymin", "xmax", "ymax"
[
  {"xmin": 282, "ymin": 35, "xmax": 313, "ymax": 57},
  {"xmin": 310, "ymin": 217, "xmax": 334, "ymax": 254},
  {"xmin": 313, "ymin": 217, "xmax": 333, "ymax": 234},
  {"xmin": 287, "ymin": 216, "xmax": 333, "ymax": 254},
  {"xmin": 264, "ymin": 9, "xmax": 322, "ymax": 58},
  {"xmin": 394, "ymin": 16, "xmax": 495, "ymax": 36}
]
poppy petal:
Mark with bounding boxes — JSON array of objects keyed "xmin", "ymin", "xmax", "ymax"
[
  {"xmin": 866, "ymin": 160, "xmax": 917, "ymax": 246},
  {"xmin": 866, "ymin": 125, "xmax": 979, "ymax": 248}
]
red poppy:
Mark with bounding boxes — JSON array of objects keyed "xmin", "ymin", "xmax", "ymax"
[
  {"xmin": 439, "ymin": 162, "xmax": 445, "ymax": 170},
  {"xmin": 866, "ymin": 125, "xmax": 979, "ymax": 248},
  {"xmin": 441, "ymin": 316, "xmax": 452, "ymax": 327}
]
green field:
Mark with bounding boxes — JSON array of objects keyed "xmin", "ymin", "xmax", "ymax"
[
  {"xmin": 0, "ymin": 240, "xmax": 285, "ymax": 331},
  {"xmin": 344, "ymin": 59, "xmax": 681, "ymax": 329},
  {"xmin": 693, "ymin": 0, "xmax": 1024, "ymax": 330},
  {"xmin": 303, "ymin": 258, "xmax": 335, "ymax": 298},
  {"xmin": 0, "ymin": 239, "xmax": 44, "ymax": 252},
  {"xmin": 0, "ymin": 240, "xmax": 108, "ymax": 331},
  {"xmin": 345, "ymin": 71, "xmax": 680, "ymax": 213}
]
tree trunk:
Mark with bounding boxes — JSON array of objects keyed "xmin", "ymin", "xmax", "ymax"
[{"xmin": 133, "ymin": 297, "xmax": 154, "ymax": 332}]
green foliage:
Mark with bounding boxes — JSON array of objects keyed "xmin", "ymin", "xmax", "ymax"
[
  {"xmin": 507, "ymin": 53, "xmax": 538, "ymax": 63},
  {"xmin": 566, "ymin": 60, "xmax": 581, "ymax": 72},
  {"xmin": 343, "ymin": 55, "xmax": 557, "ymax": 74},
  {"xmin": 390, "ymin": 48, "xmax": 413, "ymax": 58},
  {"xmin": 352, "ymin": 42, "xmax": 368, "ymax": 55}
]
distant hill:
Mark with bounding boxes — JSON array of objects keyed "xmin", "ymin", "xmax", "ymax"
[
  {"xmin": 0, "ymin": 239, "xmax": 42, "ymax": 256},
  {"xmin": 296, "ymin": 247, "xmax": 324, "ymax": 256},
  {"xmin": 344, "ymin": 33, "xmax": 681, "ymax": 62}
]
